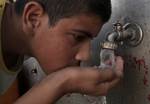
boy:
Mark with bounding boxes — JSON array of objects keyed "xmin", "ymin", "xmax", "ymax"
[{"xmin": 0, "ymin": 0, "xmax": 124, "ymax": 103}]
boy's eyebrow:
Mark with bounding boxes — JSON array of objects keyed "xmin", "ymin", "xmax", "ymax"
[{"xmin": 72, "ymin": 29, "xmax": 94, "ymax": 39}]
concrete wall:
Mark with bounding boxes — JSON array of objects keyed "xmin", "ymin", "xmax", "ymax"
[{"xmin": 93, "ymin": 0, "xmax": 150, "ymax": 104}]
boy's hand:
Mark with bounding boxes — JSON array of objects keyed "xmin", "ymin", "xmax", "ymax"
[
  {"xmin": 15, "ymin": 56, "xmax": 123, "ymax": 104},
  {"xmin": 53, "ymin": 56, "xmax": 124, "ymax": 96}
]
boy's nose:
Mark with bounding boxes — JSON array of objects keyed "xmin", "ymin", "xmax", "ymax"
[{"xmin": 75, "ymin": 41, "xmax": 91, "ymax": 61}]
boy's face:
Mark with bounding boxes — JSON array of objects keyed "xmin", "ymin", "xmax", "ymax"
[{"xmin": 31, "ymin": 14, "xmax": 104, "ymax": 74}]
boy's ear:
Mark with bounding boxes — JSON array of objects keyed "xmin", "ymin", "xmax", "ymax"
[{"xmin": 22, "ymin": 1, "xmax": 44, "ymax": 35}]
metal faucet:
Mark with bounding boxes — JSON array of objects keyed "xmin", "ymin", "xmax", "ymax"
[{"xmin": 106, "ymin": 22, "xmax": 143, "ymax": 47}]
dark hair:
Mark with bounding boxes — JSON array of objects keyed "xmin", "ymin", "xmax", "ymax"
[{"xmin": 15, "ymin": 0, "xmax": 111, "ymax": 25}]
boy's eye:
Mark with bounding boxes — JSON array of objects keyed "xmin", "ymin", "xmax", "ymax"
[
  {"xmin": 73, "ymin": 34, "xmax": 88, "ymax": 42},
  {"xmin": 67, "ymin": 31, "xmax": 93, "ymax": 45}
]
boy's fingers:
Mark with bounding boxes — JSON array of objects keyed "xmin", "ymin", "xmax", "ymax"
[{"xmin": 96, "ymin": 78, "xmax": 121, "ymax": 95}]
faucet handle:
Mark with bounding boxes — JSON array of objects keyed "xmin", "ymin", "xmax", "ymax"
[
  {"xmin": 122, "ymin": 23, "xmax": 143, "ymax": 47},
  {"xmin": 113, "ymin": 22, "xmax": 123, "ymax": 32},
  {"xmin": 107, "ymin": 22, "xmax": 143, "ymax": 47}
]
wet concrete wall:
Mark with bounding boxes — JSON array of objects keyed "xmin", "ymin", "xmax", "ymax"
[{"xmin": 91, "ymin": 0, "xmax": 150, "ymax": 104}]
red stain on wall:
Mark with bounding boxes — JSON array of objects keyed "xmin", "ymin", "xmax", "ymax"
[
  {"xmin": 147, "ymin": 94, "xmax": 150, "ymax": 101},
  {"xmin": 124, "ymin": 54, "xmax": 150, "ymax": 102},
  {"xmin": 126, "ymin": 55, "xmax": 149, "ymax": 87},
  {"xmin": 134, "ymin": 57, "xmax": 149, "ymax": 87},
  {"xmin": 145, "ymin": 70, "xmax": 148, "ymax": 75},
  {"xmin": 133, "ymin": 57, "xmax": 146, "ymax": 71},
  {"xmin": 143, "ymin": 75, "xmax": 148, "ymax": 86}
]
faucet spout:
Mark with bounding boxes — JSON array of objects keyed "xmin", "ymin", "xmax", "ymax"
[
  {"xmin": 107, "ymin": 31, "xmax": 119, "ymax": 42},
  {"xmin": 105, "ymin": 22, "xmax": 143, "ymax": 47}
]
